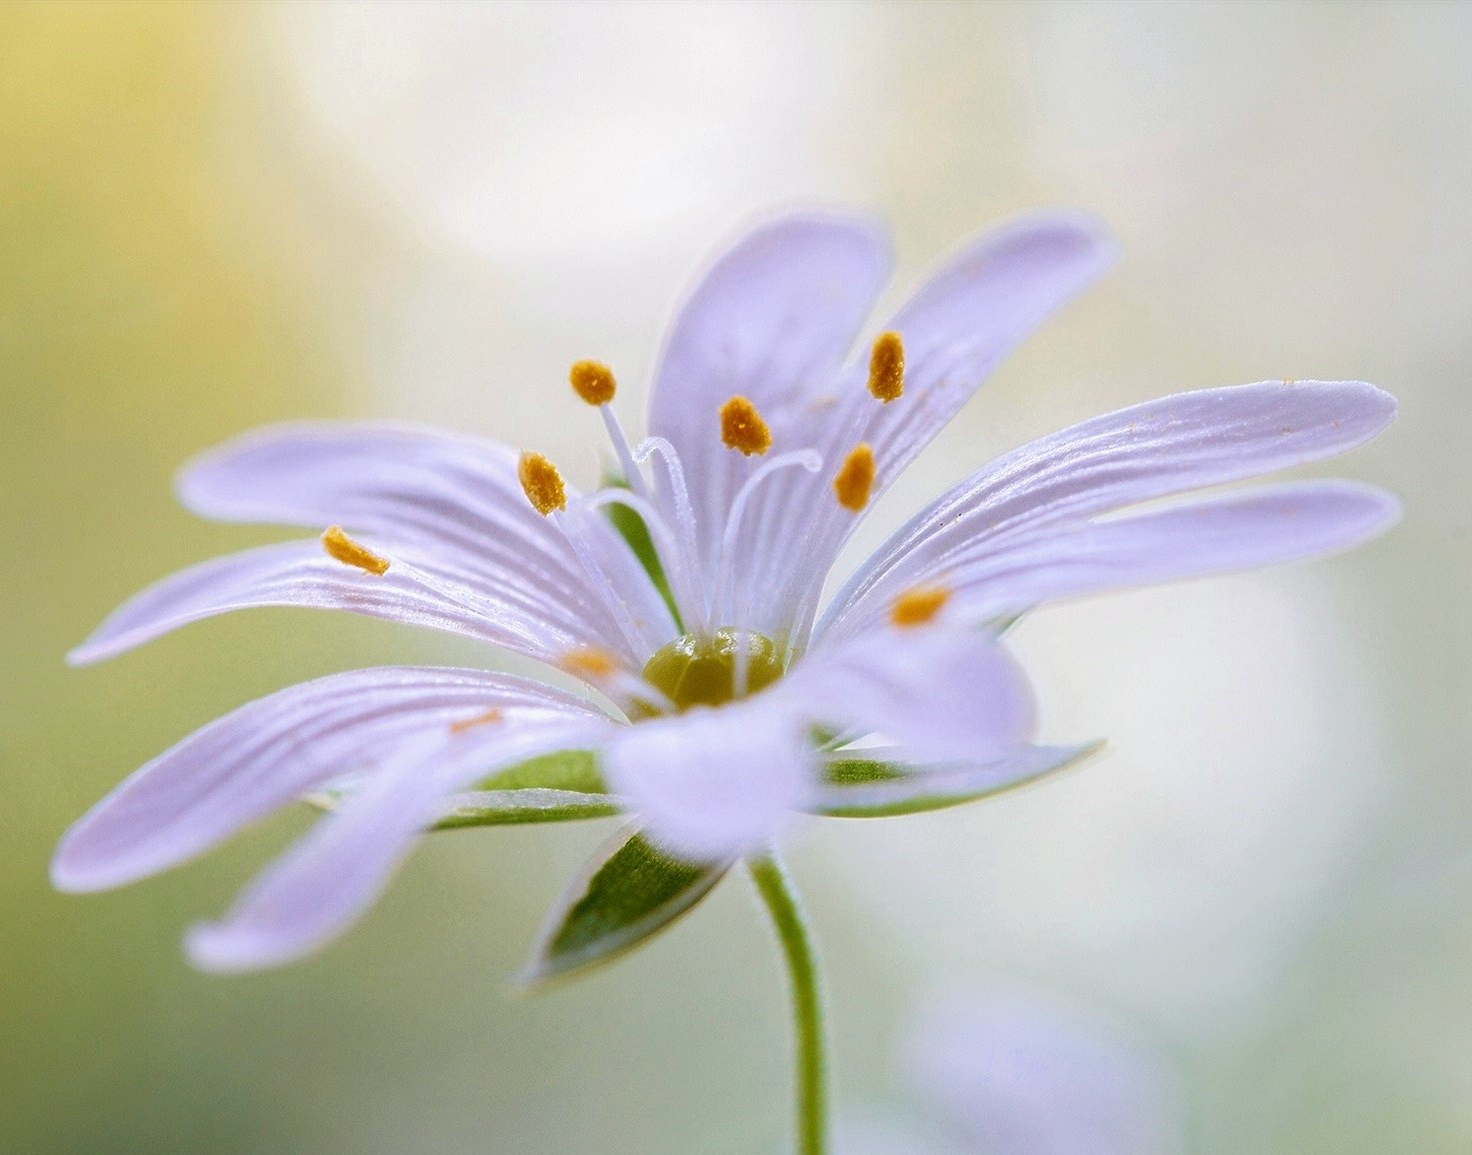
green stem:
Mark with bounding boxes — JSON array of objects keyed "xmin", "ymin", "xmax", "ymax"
[{"xmin": 748, "ymin": 853, "xmax": 828, "ymax": 1155}]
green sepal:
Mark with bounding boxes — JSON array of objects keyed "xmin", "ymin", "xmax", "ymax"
[
  {"xmin": 517, "ymin": 827, "xmax": 728, "ymax": 988},
  {"xmin": 816, "ymin": 742, "xmax": 1104, "ymax": 818}
]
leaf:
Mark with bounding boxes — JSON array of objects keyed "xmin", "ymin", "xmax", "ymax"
[
  {"xmin": 517, "ymin": 827, "xmax": 728, "ymax": 987},
  {"xmin": 816, "ymin": 742, "xmax": 1103, "ymax": 818},
  {"xmin": 476, "ymin": 748, "xmax": 607, "ymax": 794}
]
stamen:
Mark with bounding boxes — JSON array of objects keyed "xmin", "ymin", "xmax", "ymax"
[
  {"xmin": 449, "ymin": 707, "xmax": 503, "ymax": 734},
  {"xmin": 891, "ymin": 584, "xmax": 950, "ymax": 628},
  {"xmin": 518, "ymin": 451, "xmax": 567, "ymax": 515},
  {"xmin": 867, "ymin": 331, "xmax": 905, "ymax": 403},
  {"xmin": 321, "ymin": 526, "xmax": 389, "ymax": 575},
  {"xmin": 560, "ymin": 646, "xmax": 620, "ymax": 679},
  {"xmin": 832, "ymin": 443, "xmax": 876, "ymax": 512},
  {"xmin": 569, "ymin": 359, "xmax": 617, "ymax": 406},
  {"xmin": 719, "ymin": 395, "xmax": 773, "ymax": 456}
]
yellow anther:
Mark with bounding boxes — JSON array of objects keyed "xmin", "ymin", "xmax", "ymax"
[
  {"xmin": 569, "ymin": 359, "xmax": 617, "ymax": 406},
  {"xmin": 449, "ymin": 707, "xmax": 503, "ymax": 735},
  {"xmin": 719, "ymin": 395, "xmax": 772, "ymax": 456},
  {"xmin": 867, "ymin": 331, "xmax": 905, "ymax": 403},
  {"xmin": 321, "ymin": 526, "xmax": 390, "ymax": 575},
  {"xmin": 518, "ymin": 451, "xmax": 567, "ymax": 515},
  {"xmin": 832, "ymin": 443, "xmax": 876, "ymax": 512},
  {"xmin": 890, "ymin": 585, "xmax": 950, "ymax": 628},
  {"xmin": 561, "ymin": 646, "xmax": 620, "ymax": 679}
]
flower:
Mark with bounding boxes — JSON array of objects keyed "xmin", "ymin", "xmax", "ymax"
[
  {"xmin": 840, "ymin": 989, "xmax": 1182, "ymax": 1155},
  {"xmin": 54, "ymin": 210, "xmax": 1399, "ymax": 975}
]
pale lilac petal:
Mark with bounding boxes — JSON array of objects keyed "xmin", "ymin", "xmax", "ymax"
[
  {"xmin": 52, "ymin": 667, "xmax": 605, "ymax": 893},
  {"xmin": 910, "ymin": 990, "xmax": 1182, "ymax": 1155},
  {"xmin": 846, "ymin": 482, "xmax": 1398, "ymax": 637},
  {"xmin": 788, "ymin": 627, "xmax": 1035, "ymax": 766},
  {"xmin": 749, "ymin": 214, "xmax": 1115, "ymax": 640},
  {"xmin": 602, "ymin": 699, "xmax": 816, "ymax": 863},
  {"xmin": 821, "ymin": 380, "xmax": 1395, "ymax": 640},
  {"xmin": 177, "ymin": 423, "xmax": 675, "ymax": 659},
  {"xmin": 185, "ymin": 715, "xmax": 611, "ymax": 973},
  {"xmin": 67, "ymin": 538, "xmax": 654, "ymax": 669},
  {"xmin": 647, "ymin": 212, "xmax": 891, "ymax": 589}
]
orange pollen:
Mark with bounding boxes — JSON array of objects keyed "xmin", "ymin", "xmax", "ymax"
[
  {"xmin": 832, "ymin": 443, "xmax": 876, "ymax": 512},
  {"xmin": 569, "ymin": 359, "xmax": 617, "ymax": 406},
  {"xmin": 449, "ymin": 707, "xmax": 504, "ymax": 735},
  {"xmin": 518, "ymin": 451, "xmax": 567, "ymax": 515},
  {"xmin": 561, "ymin": 646, "xmax": 620, "ymax": 679},
  {"xmin": 867, "ymin": 331, "xmax": 905, "ymax": 403},
  {"xmin": 320, "ymin": 526, "xmax": 389, "ymax": 575},
  {"xmin": 719, "ymin": 395, "xmax": 772, "ymax": 456},
  {"xmin": 890, "ymin": 585, "xmax": 950, "ymax": 628}
]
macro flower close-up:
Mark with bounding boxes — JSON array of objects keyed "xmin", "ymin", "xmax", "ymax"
[{"xmin": 9, "ymin": 6, "xmax": 1463, "ymax": 1154}]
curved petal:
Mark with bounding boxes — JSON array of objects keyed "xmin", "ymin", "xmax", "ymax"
[
  {"xmin": 647, "ymin": 211, "xmax": 892, "ymax": 589},
  {"xmin": 841, "ymin": 482, "xmax": 1400, "ymax": 638},
  {"xmin": 820, "ymin": 379, "xmax": 1396, "ymax": 640},
  {"xmin": 602, "ymin": 698, "xmax": 816, "ymax": 863},
  {"xmin": 742, "ymin": 213, "xmax": 1116, "ymax": 641},
  {"xmin": 177, "ymin": 423, "xmax": 675, "ymax": 660},
  {"xmin": 785, "ymin": 626, "xmax": 1036, "ymax": 766},
  {"xmin": 67, "ymin": 538, "xmax": 654, "ymax": 669},
  {"xmin": 184, "ymin": 714, "xmax": 612, "ymax": 973},
  {"xmin": 53, "ymin": 667, "xmax": 607, "ymax": 892}
]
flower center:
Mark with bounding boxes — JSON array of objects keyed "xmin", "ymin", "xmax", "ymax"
[{"xmin": 641, "ymin": 627, "xmax": 784, "ymax": 711}]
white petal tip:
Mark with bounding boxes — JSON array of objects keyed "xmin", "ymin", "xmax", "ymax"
[{"xmin": 183, "ymin": 923, "xmax": 291, "ymax": 975}]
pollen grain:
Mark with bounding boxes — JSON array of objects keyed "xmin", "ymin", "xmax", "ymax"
[
  {"xmin": 321, "ymin": 526, "xmax": 390, "ymax": 575},
  {"xmin": 890, "ymin": 585, "xmax": 950, "ymax": 628},
  {"xmin": 569, "ymin": 359, "xmax": 617, "ymax": 406},
  {"xmin": 719, "ymin": 395, "xmax": 772, "ymax": 456},
  {"xmin": 832, "ymin": 443, "xmax": 876, "ymax": 512},
  {"xmin": 518, "ymin": 452, "xmax": 567, "ymax": 515},
  {"xmin": 449, "ymin": 708, "xmax": 504, "ymax": 734},
  {"xmin": 868, "ymin": 331, "xmax": 905, "ymax": 403},
  {"xmin": 561, "ymin": 646, "xmax": 620, "ymax": 679}
]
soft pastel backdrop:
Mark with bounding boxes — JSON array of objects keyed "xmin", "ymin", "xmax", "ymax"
[{"xmin": 1, "ymin": 3, "xmax": 1462, "ymax": 1152}]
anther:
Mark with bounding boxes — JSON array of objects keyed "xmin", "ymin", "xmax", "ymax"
[
  {"xmin": 867, "ymin": 331, "xmax": 905, "ymax": 403},
  {"xmin": 719, "ymin": 395, "xmax": 772, "ymax": 456},
  {"xmin": 449, "ymin": 708, "xmax": 503, "ymax": 735},
  {"xmin": 569, "ymin": 359, "xmax": 617, "ymax": 406},
  {"xmin": 832, "ymin": 443, "xmax": 876, "ymax": 512},
  {"xmin": 891, "ymin": 585, "xmax": 950, "ymax": 628},
  {"xmin": 321, "ymin": 526, "xmax": 389, "ymax": 575},
  {"xmin": 560, "ymin": 646, "xmax": 620, "ymax": 679},
  {"xmin": 518, "ymin": 451, "xmax": 567, "ymax": 515}
]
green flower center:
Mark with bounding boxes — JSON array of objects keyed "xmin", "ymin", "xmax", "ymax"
[{"xmin": 641, "ymin": 628, "xmax": 785, "ymax": 712}]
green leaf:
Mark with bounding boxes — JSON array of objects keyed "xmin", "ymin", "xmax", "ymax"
[
  {"xmin": 477, "ymin": 748, "xmax": 607, "ymax": 794},
  {"xmin": 816, "ymin": 742, "xmax": 1103, "ymax": 818},
  {"xmin": 517, "ymin": 827, "xmax": 728, "ymax": 987}
]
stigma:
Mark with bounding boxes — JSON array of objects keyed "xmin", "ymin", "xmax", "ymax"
[
  {"xmin": 719, "ymin": 395, "xmax": 772, "ymax": 456},
  {"xmin": 321, "ymin": 526, "xmax": 389, "ymax": 575},
  {"xmin": 569, "ymin": 360, "xmax": 617, "ymax": 406},
  {"xmin": 832, "ymin": 443, "xmax": 875, "ymax": 511},
  {"xmin": 518, "ymin": 452, "xmax": 568, "ymax": 515},
  {"xmin": 868, "ymin": 331, "xmax": 905, "ymax": 403},
  {"xmin": 890, "ymin": 584, "xmax": 949, "ymax": 628}
]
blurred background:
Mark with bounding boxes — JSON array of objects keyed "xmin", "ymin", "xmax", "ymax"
[{"xmin": 1, "ymin": 2, "xmax": 1464, "ymax": 1152}]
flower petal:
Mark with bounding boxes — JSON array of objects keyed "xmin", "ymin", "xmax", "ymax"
[
  {"xmin": 602, "ymin": 698, "xmax": 816, "ymax": 863},
  {"xmin": 176, "ymin": 423, "xmax": 675, "ymax": 660},
  {"xmin": 647, "ymin": 212, "xmax": 892, "ymax": 589},
  {"xmin": 52, "ymin": 667, "xmax": 607, "ymax": 892},
  {"xmin": 748, "ymin": 213, "xmax": 1116, "ymax": 640},
  {"xmin": 863, "ymin": 482, "xmax": 1399, "ymax": 634},
  {"xmin": 184, "ymin": 714, "xmax": 609, "ymax": 973},
  {"xmin": 821, "ymin": 380, "xmax": 1397, "ymax": 642},
  {"xmin": 786, "ymin": 626, "xmax": 1036, "ymax": 766},
  {"xmin": 67, "ymin": 537, "xmax": 656, "ymax": 669}
]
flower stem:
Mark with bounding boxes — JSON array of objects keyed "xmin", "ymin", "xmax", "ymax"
[{"xmin": 748, "ymin": 853, "xmax": 828, "ymax": 1155}]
